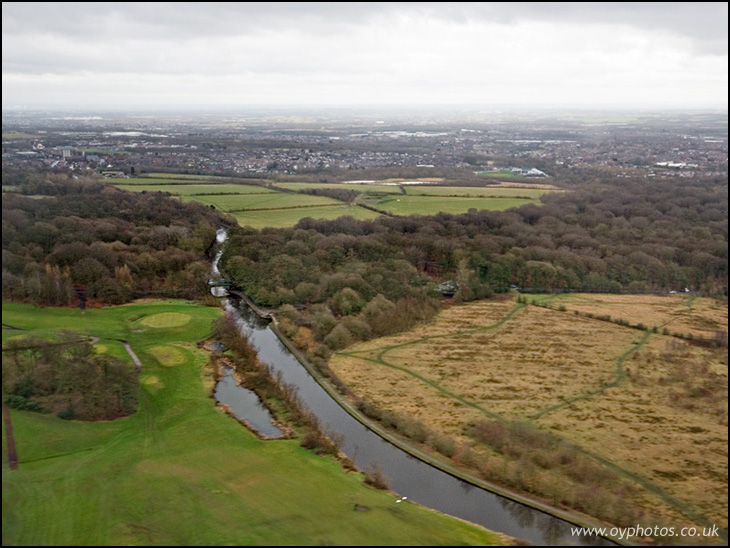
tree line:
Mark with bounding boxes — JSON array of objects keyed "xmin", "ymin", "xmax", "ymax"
[
  {"xmin": 220, "ymin": 176, "xmax": 727, "ymax": 361},
  {"xmin": 2, "ymin": 173, "xmax": 225, "ymax": 305}
]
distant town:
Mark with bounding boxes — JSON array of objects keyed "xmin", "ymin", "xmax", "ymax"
[{"xmin": 3, "ymin": 109, "xmax": 726, "ymax": 181}]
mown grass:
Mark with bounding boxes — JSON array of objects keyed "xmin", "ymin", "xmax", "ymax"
[
  {"xmin": 476, "ymin": 170, "xmax": 530, "ymax": 182},
  {"xmin": 112, "ymin": 177, "xmax": 224, "ymax": 185},
  {"xmin": 276, "ymin": 182, "xmax": 403, "ymax": 194},
  {"xmin": 111, "ymin": 178, "xmax": 548, "ymax": 230},
  {"xmin": 2, "ymin": 301, "xmax": 501, "ymax": 546},
  {"xmin": 234, "ymin": 205, "xmax": 382, "ymax": 228},
  {"xmin": 180, "ymin": 192, "xmax": 341, "ymax": 211},
  {"xmin": 143, "ymin": 173, "xmax": 237, "ymax": 181},
  {"xmin": 403, "ymin": 186, "xmax": 559, "ymax": 199},
  {"xmin": 114, "ymin": 183, "xmax": 275, "ymax": 195},
  {"xmin": 361, "ymin": 194, "xmax": 540, "ymax": 215}
]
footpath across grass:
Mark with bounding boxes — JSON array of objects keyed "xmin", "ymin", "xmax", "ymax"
[{"xmin": 2, "ymin": 301, "xmax": 501, "ymax": 546}]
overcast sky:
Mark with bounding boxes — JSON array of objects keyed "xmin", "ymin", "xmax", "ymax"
[{"xmin": 2, "ymin": 2, "xmax": 728, "ymax": 110}]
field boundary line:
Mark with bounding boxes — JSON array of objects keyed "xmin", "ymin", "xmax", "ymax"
[
  {"xmin": 338, "ymin": 302, "xmax": 527, "ymax": 423},
  {"xmin": 528, "ymin": 329, "xmax": 651, "ymax": 421},
  {"xmin": 229, "ymin": 203, "xmax": 346, "ymax": 212},
  {"xmin": 338, "ymin": 351, "xmax": 504, "ymax": 421},
  {"xmin": 345, "ymin": 302, "xmax": 525, "ymax": 359}
]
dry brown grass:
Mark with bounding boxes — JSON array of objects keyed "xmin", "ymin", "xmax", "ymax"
[
  {"xmin": 383, "ymin": 306, "xmax": 638, "ymax": 418},
  {"xmin": 548, "ymin": 294, "xmax": 728, "ymax": 339},
  {"xmin": 537, "ymin": 335, "xmax": 728, "ymax": 528},
  {"xmin": 344, "ymin": 297, "xmax": 516, "ymax": 353},
  {"xmin": 331, "ymin": 294, "xmax": 729, "ymax": 536},
  {"xmin": 334, "ymin": 354, "xmax": 485, "ymax": 441}
]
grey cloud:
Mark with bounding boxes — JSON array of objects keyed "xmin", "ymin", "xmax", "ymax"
[
  {"xmin": 3, "ymin": 2, "xmax": 726, "ymax": 108},
  {"xmin": 1, "ymin": 3, "xmax": 392, "ymax": 39},
  {"xmin": 3, "ymin": 3, "xmax": 727, "ymax": 51},
  {"xmin": 420, "ymin": 3, "xmax": 727, "ymax": 55}
]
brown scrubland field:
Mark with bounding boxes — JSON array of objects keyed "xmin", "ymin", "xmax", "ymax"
[{"xmin": 331, "ymin": 294, "xmax": 729, "ymax": 538}]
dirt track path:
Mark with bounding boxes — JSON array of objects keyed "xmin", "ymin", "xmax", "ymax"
[{"xmin": 121, "ymin": 340, "xmax": 143, "ymax": 374}]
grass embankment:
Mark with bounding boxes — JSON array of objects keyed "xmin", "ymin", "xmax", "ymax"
[
  {"xmin": 331, "ymin": 295, "xmax": 728, "ymax": 543},
  {"xmin": 2, "ymin": 301, "xmax": 502, "ymax": 546}
]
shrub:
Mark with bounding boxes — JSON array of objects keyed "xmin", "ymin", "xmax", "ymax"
[
  {"xmin": 5, "ymin": 394, "xmax": 44, "ymax": 412},
  {"xmin": 312, "ymin": 312, "xmax": 337, "ymax": 339},
  {"xmin": 323, "ymin": 323, "xmax": 354, "ymax": 351},
  {"xmin": 427, "ymin": 432, "xmax": 456, "ymax": 458},
  {"xmin": 363, "ymin": 461, "xmax": 390, "ymax": 490}
]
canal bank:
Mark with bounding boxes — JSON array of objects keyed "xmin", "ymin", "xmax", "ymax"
[{"xmin": 213, "ymin": 227, "xmax": 616, "ymax": 546}]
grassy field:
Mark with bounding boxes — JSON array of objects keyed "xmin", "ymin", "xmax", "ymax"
[
  {"xmin": 143, "ymin": 173, "xmax": 237, "ymax": 181},
  {"xmin": 331, "ymin": 295, "xmax": 728, "ymax": 537},
  {"xmin": 234, "ymin": 204, "xmax": 382, "ymax": 229},
  {"xmin": 403, "ymin": 186, "xmax": 559, "ymax": 199},
  {"xmin": 111, "ymin": 176, "xmax": 550, "ymax": 229},
  {"xmin": 276, "ymin": 182, "xmax": 403, "ymax": 194},
  {"xmin": 529, "ymin": 293, "xmax": 728, "ymax": 340},
  {"xmin": 2, "ymin": 301, "xmax": 500, "ymax": 546},
  {"xmin": 361, "ymin": 194, "xmax": 540, "ymax": 215},
  {"xmin": 273, "ymin": 183, "xmax": 560, "ymax": 200},
  {"xmin": 115, "ymin": 183, "xmax": 275, "ymax": 195},
  {"xmin": 537, "ymin": 333, "xmax": 728, "ymax": 528},
  {"xmin": 113, "ymin": 177, "xmax": 231, "ymax": 186},
  {"xmin": 181, "ymin": 192, "xmax": 341, "ymax": 211},
  {"xmin": 111, "ymin": 178, "xmax": 384, "ymax": 228},
  {"xmin": 477, "ymin": 170, "xmax": 530, "ymax": 182}
]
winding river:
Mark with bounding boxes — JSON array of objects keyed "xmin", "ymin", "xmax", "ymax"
[{"xmin": 212, "ymin": 228, "xmax": 612, "ymax": 546}]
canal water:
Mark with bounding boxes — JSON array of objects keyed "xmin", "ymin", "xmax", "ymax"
[
  {"xmin": 213, "ymin": 366, "xmax": 284, "ymax": 438},
  {"xmin": 225, "ymin": 297, "xmax": 610, "ymax": 546},
  {"xmin": 213, "ymin": 227, "xmax": 611, "ymax": 546}
]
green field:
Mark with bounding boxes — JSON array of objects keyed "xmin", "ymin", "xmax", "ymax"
[
  {"xmin": 235, "ymin": 204, "xmax": 382, "ymax": 228},
  {"xmin": 477, "ymin": 170, "xmax": 530, "ymax": 181},
  {"xmin": 182, "ymin": 192, "xmax": 341, "ymax": 212},
  {"xmin": 114, "ymin": 177, "xmax": 243, "ymax": 186},
  {"xmin": 276, "ymin": 182, "xmax": 403, "ymax": 194},
  {"xmin": 2, "ymin": 301, "xmax": 499, "ymax": 546},
  {"xmin": 362, "ymin": 194, "xmax": 540, "ymax": 215},
  {"xmin": 111, "ymin": 177, "xmax": 546, "ymax": 230},
  {"xmin": 404, "ymin": 186, "xmax": 558, "ymax": 199},
  {"xmin": 114, "ymin": 183, "xmax": 275, "ymax": 195},
  {"xmin": 143, "ymin": 173, "xmax": 238, "ymax": 181}
]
